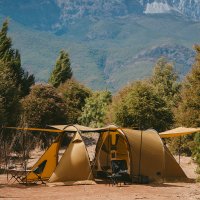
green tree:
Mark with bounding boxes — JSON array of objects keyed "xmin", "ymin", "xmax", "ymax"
[
  {"xmin": 20, "ymin": 84, "xmax": 67, "ymax": 147},
  {"xmin": 21, "ymin": 84, "xmax": 67, "ymax": 128},
  {"xmin": 151, "ymin": 57, "xmax": 181, "ymax": 107},
  {"xmin": 0, "ymin": 97, "xmax": 5, "ymax": 125},
  {"xmin": 113, "ymin": 81, "xmax": 173, "ymax": 131},
  {"xmin": 57, "ymin": 79, "xmax": 91, "ymax": 124},
  {"xmin": 0, "ymin": 19, "xmax": 34, "ymax": 97},
  {"xmin": 79, "ymin": 90, "xmax": 112, "ymax": 127},
  {"xmin": 174, "ymin": 45, "xmax": 200, "ymax": 169},
  {"xmin": 49, "ymin": 50, "xmax": 72, "ymax": 88},
  {"xmin": 0, "ymin": 61, "xmax": 20, "ymax": 126}
]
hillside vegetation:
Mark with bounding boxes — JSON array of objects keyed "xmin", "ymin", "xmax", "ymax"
[{"xmin": 0, "ymin": 12, "xmax": 200, "ymax": 91}]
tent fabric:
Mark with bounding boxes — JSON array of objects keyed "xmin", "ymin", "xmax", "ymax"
[
  {"xmin": 94, "ymin": 128, "xmax": 187, "ymax": 182},
  {"xmin": 26, "ymin": 135, "xmax": 61, "ymax": 182},
  {"xmin": 21, "ymin": 124, "xmax": 189, "ymax": 184},
  {"xmin": 159, "ymin": 127, "xmax": 200, "ymax": 138},
  {"xmin": 123, "ymin": 129, "xmax": 165, "ymax": 181},
  {"xmin": 164, "ymin": 146, "xmax": 186, "ymax": 179},
  {"xmin": 49, "ymin": 132, "xmax": 93, "ymax": 183},
  {"xmin": 123, "ymin": 128, "xmax": 186, "ymax": 181}
]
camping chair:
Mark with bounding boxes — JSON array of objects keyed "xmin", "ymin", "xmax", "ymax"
[
  {"xmin": 30, "ymin": 160, "xmax": 47, "ymax": 184},
  {"xmin": 7, "ymin": 168, "xmax": 32, "ymax": 184},
  {"xmin": 107, "ymin": 160, "xmax": 129, "ymax": 186}
]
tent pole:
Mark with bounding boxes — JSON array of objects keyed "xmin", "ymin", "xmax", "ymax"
[
  {"xmin": 22, "ymin": 130, "xmax": 27, "ymax": 184},
  {"xmin": 138, "ymin": 128, "xmax": 143, "ymax": 182},
  {"xmin": 4, "ymin": 139, "xmax": 8, "ymax": 181},
  {"xmin": 2, "ymin": 127, "xmax": 8, "ymax": 182},
  {"xmin": 178, "ymin": 136, "xmax": 181, "ymax": 165},
  {"xmin": 107, "ymin": 131, "xmax": 110, "ymax": 169}
]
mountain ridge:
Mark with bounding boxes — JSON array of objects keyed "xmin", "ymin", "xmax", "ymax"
[{"xmin": 0, "ymin": 0, "xmax": 200, "ymax": 91}]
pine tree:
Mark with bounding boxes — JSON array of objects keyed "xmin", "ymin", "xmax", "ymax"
[
  {"xmin": 0, "ymin": 19, "xmax": 12, "ymax": 61},
  {"xmin": 49, "ymin": 50, "xmax": 72, "ymax": 88},
  {"xmin": 0, "ymin": 61, "xmax": 20, "ymax": 126},
  {"xmin": 0, "ymin": 19, "xmax": 34, "ymax": 96}
]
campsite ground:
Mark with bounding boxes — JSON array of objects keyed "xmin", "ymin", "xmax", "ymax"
[{"xmin": 0, "ymin": 156, "xmax": 200, "ymax": 200}]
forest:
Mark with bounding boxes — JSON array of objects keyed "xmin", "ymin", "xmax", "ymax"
[{"xmin": 0, "ymin": 19, "xmax": 199, "ymax": 180}]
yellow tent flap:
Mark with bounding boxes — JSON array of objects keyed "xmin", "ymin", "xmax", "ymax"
[
  {"xmin": 159, "ymin": 127, "xmax": 200, "ymax": 138},
  {"xmin": 25, "ymin": 135, "xmax": 61, "ymax": 182}
]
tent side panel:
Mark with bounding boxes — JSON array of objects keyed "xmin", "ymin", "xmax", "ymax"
[
  {"xmin": 164, "ymin": 146, "xmax": 187, "ymax": 180},
  {"xmin": 49, "ymin": 132, "xmax": 93, "ymax": 183},
  {"xmin": 124, "ymin": 129, "xmax": 164, "ymax": 181}
]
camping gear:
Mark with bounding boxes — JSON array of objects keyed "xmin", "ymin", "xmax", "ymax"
[
  {"xmin": 5, "ymin": 124, "xmax": 192, "ymax": 185},
  {"xmin": 93, "ymin": 127, "xmax": 187, "ymax": 182}
]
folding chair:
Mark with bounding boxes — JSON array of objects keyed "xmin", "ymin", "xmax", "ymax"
[
  {"xmin": 31, "ymin": 160, "xmax": 47, "ymax": 184},
  {"xmin": 7, "ymin": 169, "xmax": 31, "ymax": 184},
  {"xmin": 107, "ymin": 160, "xmax": 129, "ymax": 186}
]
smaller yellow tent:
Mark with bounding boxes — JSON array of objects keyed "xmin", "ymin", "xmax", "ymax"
[{"xmin": 21, "ymin": 125, "xmax": 94, "ymax": 185}]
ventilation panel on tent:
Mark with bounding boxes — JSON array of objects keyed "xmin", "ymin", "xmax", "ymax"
[{"xmin": 49, "ymin": 132, "xmax": 93, "ymax": 183}]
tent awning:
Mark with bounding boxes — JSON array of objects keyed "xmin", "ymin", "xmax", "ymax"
[
  {"xmin": 159, "ymin": 127, "xmax": 200, "ymax": 138},
  {"xmin": 48, "ymin": 124, "xmax": 118, "ymax": 133},
  {"xmin": 5, "ymin": 127, "xmax": 64, "ymax": 133},
  {"xmin": 5, "ymin": 124, "xmax": 119, "ymax": 134}
]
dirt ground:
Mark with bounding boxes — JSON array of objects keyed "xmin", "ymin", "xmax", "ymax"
[
  {"xmin": 0, "ymin": 175, "xmax": 200, "ymax": 200},
  {"xmin": 0, "ymin": 156, "xmax": 200, "ymax": 200}
]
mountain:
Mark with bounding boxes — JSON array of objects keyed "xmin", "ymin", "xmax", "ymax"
[
  {"xmin": 1, "ymin": 0, "xmax": 200, "ymax": 32},
  {"xmin": 0, "ymin": 0, "xmax": 200, "ymax": 92},
  {"xmin": 140, "ymin": 0, "xmax": 200, "ymax": 21}
]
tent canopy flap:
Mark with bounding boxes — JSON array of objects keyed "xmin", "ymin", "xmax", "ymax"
[{"xmin": 159, "ymin": 127, "xmax": 200, "ymax": 138}]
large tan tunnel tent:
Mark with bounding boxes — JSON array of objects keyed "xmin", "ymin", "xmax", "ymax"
[{"xmin": 94, "ymin": 127, "xmax": 187, "ymax": 182}]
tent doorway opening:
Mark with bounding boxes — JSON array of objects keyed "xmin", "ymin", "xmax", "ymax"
[{"xmin": 93, "ymin": 130, "xmax": 131, "ymax": 179}]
